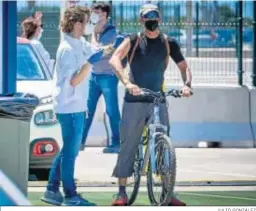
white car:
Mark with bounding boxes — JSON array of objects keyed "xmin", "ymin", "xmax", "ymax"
[{"xmin": 16, "ymin": 37, "xmax": 62, "ymax": 178}]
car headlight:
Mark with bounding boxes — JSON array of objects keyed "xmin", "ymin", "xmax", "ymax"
[
  {"xmin": 39, "ymin": 95, "xmax": 53, "ymax": 105},
  {"xmin": 34, "ymin": 110, "xmax": 57, "ymax": 126}
]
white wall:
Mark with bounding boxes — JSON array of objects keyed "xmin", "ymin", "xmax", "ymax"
[{"xmin": 0, "ymin": 1, "xmax": 3, "ymax": 94}]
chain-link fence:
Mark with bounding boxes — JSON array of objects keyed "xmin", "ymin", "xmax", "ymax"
[{"xmin": 17, "ymin": 0, "xmax": 255, "ymax": 86}]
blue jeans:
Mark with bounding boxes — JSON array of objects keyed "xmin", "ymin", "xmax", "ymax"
[
  {"xmin": 81, "ymin": 73, "xmax": 121, "ymax": 146},
  {"xmin": 47, "ymin": 112, "xmax": 84, "ymax": 197}
]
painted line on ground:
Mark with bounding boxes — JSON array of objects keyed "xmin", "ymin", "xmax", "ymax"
[
  {"xmin": 183, "ymin": 192, "xmax": 256, "ymax": 201},
  {"xmin": 28, "ymin": 186, "xmax": 256, "ymax": 193},
  {"xmin": 179, "ymin": 169, "xmax": 256, "ymax": 179},
  {"xmin": 28, "ymin": 180, "xmax": 256, "ymax": 188}
]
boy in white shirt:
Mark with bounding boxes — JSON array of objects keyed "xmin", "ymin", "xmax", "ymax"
[{"xmin": 41, "ymin": 6, "xmax": 96, "ymax": 206}]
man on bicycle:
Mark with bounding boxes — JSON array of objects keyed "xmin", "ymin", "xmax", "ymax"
[{"xmin": 109, "ymin": 3, "xmax": 192, "ymax": 206}]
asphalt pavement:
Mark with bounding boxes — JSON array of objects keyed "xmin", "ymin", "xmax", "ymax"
[
  {"xmin": 27, "ymin": 148, "xmax": 249, "ymax": 188},
  {"xmin": 72, "ymin": 148, "xmax": 256, "ymax": 185}
]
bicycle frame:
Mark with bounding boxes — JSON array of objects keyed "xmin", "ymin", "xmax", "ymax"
[{"xmin": 139, "ymin": 103, "xmax": 168, "ymax": 176}]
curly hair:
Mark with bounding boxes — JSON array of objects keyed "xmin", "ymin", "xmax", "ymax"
[
  {"xmin": 21, "ymin": 17, "xmax": 38, "ymax": 40},
  {"xmin": 61, "ymin": 6, "xmax": 91, "ymax": 33}
]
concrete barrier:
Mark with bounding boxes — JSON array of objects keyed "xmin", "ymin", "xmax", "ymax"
[
  {"xmin": 166, "ymin": 86, "xmax": 254, "ymax": 148},
  {"xmin": 250, "ymin": 87, "xmax": 256, "ymax": 147},
  {"xmin": 86, "ymin": 96, "xmax": 108, "ymax": 147},
  {"xmin": 88, "ymin": 85, "xmax": 255, "ymax": 148},
  {"xmin": 117, "ymin": 85, "xmax": 254, "ymax": 148}
]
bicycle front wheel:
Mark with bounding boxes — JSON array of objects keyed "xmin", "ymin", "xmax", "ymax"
[{"xmin": 146, "ymin": 134, "xmax": 176, "ymax": 206}]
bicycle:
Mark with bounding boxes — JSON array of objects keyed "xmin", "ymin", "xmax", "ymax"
[{"xmin": 126, "ymin": 88, "xmax": 185, "ymax": 206}]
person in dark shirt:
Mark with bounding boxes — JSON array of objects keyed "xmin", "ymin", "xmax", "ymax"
[
  {"xmin": 80, "ymin": 2, "xmax": 122, "ymax": 154},
  {"xmin": 109, "ymin": 3, "xmax": 192, "ymax": 206}
]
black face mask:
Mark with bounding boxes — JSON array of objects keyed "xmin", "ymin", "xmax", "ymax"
[{"xmin": 145, "ymin": 20, "xmax": 159, "ymax": 31}]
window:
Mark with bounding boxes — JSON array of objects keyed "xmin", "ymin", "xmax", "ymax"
[{"xmin": 17, "ymin": 44, "xmax": 45, "ymax": 80}]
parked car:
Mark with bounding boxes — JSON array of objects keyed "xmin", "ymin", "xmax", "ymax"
[
  {"xmin": 168, "ymin": 28, "xmax": 236, "ymax": 48},
  {"xmin": 16, "ymin": 37, "xmax": 62, "ymax": 179},
  {"xmin": 168, "ymin": 29, "xmax": 217, "ymax": 48}
]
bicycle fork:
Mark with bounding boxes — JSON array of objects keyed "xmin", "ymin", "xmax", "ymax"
[
  {"xmin": 141, "ymin": 105, "xmax": 170, "ymax": 175},
  {"xmin": 149, "ymin": 105, "xmax": 169, "ymax": 174}
]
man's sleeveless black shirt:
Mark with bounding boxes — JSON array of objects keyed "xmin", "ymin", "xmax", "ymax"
[{"xmin": 125, "ymin": 33, "xmax": 185, "ymax": 103}]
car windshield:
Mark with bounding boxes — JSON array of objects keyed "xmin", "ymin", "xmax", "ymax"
[{"xmin": 17, "ymin": 44, "xmax": 45, "ymax": 80}]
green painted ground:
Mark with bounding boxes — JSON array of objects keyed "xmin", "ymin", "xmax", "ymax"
[{"xmin": 29, "ymin": 191, "xmax": 256, "ymax": 206}]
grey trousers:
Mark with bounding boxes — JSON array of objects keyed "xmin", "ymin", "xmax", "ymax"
[{"xmin": 112, "ymin": 101, "xmax": 170, "ymax": 178}]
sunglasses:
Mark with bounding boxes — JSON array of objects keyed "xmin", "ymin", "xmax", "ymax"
[{"xmin": 143, "ymin": 11, "xmax": 160, "ymax": 19}]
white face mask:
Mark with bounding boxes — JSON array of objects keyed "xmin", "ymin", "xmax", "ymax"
[
  {"xmin": 84, "ymin": 23, "xmax": 95, "ymax": 35},
  {"xmin": 90, "ymin": 12, "xmax": 100, "ymax": 24},
  {"xmin": 38, "ymin": 28, "xmax": 44, "ymax": 40}
]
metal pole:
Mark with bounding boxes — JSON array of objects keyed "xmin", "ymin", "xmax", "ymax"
[
  {"xmin": 2, "ymin": 1, "xmax": 17, "ymax": 95},
  {"xmin": 177, "ymin": 4, "xmax": 181, "ymax": 44},
  {"xmin": 175, "ymin": 4, "xmax": 180, "ymax": 29},
  {"xmin": 252, "ymin": 1, "xmax": 256, "ymax": 86},
  {"xmin": 235, "ymin": 1, "xmax": 239, "ymax": 58},
  {"xmin": 108, "ymin": 1, "xmax": 112, "ymax": 25},
  {"xmin": 237, "ymin": 0, "xmax": 243, "ymax": 86},
  {"xmin": 120, "ymin": 2, "xmax": 123, "ymax": 33},
  {"xmin": 195, "ymin": 1, "xmax": 199, "ymax": 57},
  {"xmin": 0, "ymin": 1, "xmax": 2, "ymax": 95},
  {"xmin": 186, "ymin": 1, "xmax": 193, "ymax": 57}
]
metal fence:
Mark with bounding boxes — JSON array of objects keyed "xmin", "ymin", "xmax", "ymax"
[
  {"xmin": 17, "ymin": 0, "xmax": 255, "ymax": 86},
  {"xmin": 111, "ymin": 1, "xmax": 254, "ymax": 86}
]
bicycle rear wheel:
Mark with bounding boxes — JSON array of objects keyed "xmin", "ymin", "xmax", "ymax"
[
  {"xmin": 146, "ymin": 134, "xmax": 176, "ymax": 206},
  {"xmin": 126, "ymin": 147, "xmax": 142, "ymax": 205}
]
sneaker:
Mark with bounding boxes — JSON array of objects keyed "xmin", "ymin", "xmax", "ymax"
[
  {"xmin": 62, "ymin": 194, "xmax": 96, "ymax": 206},
  {"xmin": 41, "ymin": 190, "xmax": 63, "ymax": 206},
  {"xmin": 111, "ymin": 194, "xmax": 128, "ymax": 206},
  {"xmin": 167, "ymin": 196, "xmax": 186, "ymax": 206},
  {"xmin": 103, "ymin": 144, "xmax": 120, "ymax": 154}
]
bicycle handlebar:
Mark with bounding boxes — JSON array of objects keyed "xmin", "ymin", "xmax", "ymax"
[{"xmin": 140, "ymin": 88, "xmax": 193, "ymax": 99}]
